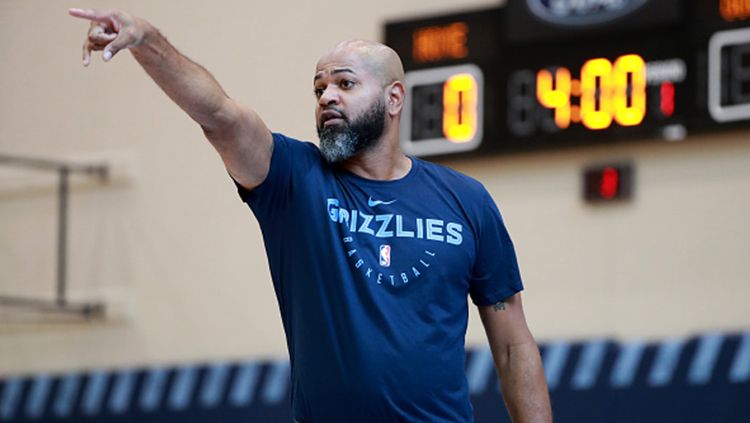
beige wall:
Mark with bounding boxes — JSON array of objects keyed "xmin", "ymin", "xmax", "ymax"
[{"xmin": 1, "ymin": 0, "xmax": 749, "ymax": 376}]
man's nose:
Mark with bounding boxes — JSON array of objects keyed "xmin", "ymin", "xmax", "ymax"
[{"xmin": 318, "ymin": 86, "xmax": 340, "ymax": 107}]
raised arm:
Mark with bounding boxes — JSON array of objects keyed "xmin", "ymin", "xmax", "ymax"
[
  {"xmin": 69, "ymin": 8, "xmax": 272, "ymax": 190},
  {"xmin": 478, "ymin": 293, "xmax": 552, "ymax": 423}
]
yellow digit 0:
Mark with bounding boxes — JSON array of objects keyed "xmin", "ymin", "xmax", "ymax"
[
  {"xmin": 581, "ymin": 58, "xmax": 613, "ymax": 130},
  {"xmin": 613, "ymin": 54, "xmax": 646, "ymax": 126},
  {"xmin": 443, "ymin": 73, "xmax": 478, "ymax": 143}
]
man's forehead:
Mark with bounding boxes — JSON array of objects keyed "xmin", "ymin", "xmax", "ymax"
[
  {"xmin": 315, "ymin": 50, "xmax": 369, "ymax": 80},
  {"xmin": 314, "ymin": 66, "xmax": 357, "ymax": 82},
  {"xmin": 313, "ymin": 40, "xmax": 404, "ymax": 85}
]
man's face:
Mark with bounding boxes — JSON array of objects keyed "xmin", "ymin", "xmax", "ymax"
[{"xmin": 314, "ymin": 50, "xmax": 387, "ymax": 162}]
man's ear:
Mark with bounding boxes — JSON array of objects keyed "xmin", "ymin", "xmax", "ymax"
[{"xmin": 386, "ymin": 81, "xmax": 405, "ymax": 116}]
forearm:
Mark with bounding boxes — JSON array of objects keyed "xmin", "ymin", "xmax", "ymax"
[
  {"xmin": 495, "ymin": 341, "xmax": 552, "ymax": 423},
  {"xmin": 130, "ymin": 20, "xmax": 233, "ymax": 133},
  {"xmin": 70, "ymin": 7, "xmax": 273, "ymax": 188}
]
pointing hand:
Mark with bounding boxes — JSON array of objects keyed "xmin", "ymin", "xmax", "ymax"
[{"xmin": 69, "ymin": 8, "xmax": 145, "ymax": 66}]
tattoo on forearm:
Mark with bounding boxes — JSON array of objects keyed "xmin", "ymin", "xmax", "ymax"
[{"xmin": 492, "ymin": 301, "xmax": 506, "ymax": 311}]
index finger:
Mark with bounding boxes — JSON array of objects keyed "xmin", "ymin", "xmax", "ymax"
[{"xmin": 68, "ymin": 8, "xmax": 113, "ymax": 23}]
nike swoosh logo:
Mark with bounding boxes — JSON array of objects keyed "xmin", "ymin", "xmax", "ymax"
[{"xmin": 368, "ymin": 196, "xmax": 397, "ymax": 207}]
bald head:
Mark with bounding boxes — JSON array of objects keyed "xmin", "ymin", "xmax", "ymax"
[
  {"xmin": 313, "ymin": 39, "xmax": 407, "ymax": 163},
  {"xmin": 317, "ymin": 39, "xmax": 404, "ymax": 86}
]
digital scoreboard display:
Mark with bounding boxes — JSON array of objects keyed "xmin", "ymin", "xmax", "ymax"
[{"xmin": 384, "ymin": 0, "xmax": 750, "ymax": 157}]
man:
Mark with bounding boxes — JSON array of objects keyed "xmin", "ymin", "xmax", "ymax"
[{"xmin": 70, "ymin": 8, "xmax": 552, "ymax": 423}]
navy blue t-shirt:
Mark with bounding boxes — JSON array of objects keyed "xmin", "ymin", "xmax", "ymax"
[{"xmin": 234, "ymin": 133, "xmax": 523, "ymax": 423}]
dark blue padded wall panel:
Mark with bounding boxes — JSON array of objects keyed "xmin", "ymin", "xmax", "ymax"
[{"xmin": 1, "ymin": 332, "xmax": 748, "ymax": 422}]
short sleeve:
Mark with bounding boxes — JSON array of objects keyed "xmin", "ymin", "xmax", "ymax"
[
  {"xmin": 233, "ymin": 132, "xmax": 319, "ymax": 223},
  {"xmin": 468, "ymin": 190, "xmax": 524, "ymax": 306}
]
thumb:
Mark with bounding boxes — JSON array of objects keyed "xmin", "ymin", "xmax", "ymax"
[{"xmin": 102, "ymin": 32, "xmax": 134, "ymax": 62}]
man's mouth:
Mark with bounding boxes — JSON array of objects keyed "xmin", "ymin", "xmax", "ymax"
[
  {"xmin": 321, "ymin": 110, "xmax": 345, "ymax": 127},
  {"xmin": 323, "ymin": 118, "xmax": 344, "ymax": 127}
]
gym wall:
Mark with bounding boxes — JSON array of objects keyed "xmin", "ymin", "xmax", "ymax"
[{"xmin": 1, "ymin": 0, "xmax": 749, "ymax": 380}]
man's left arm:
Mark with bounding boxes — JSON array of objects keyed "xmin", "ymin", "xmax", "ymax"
[{"xmin": 478, "ymin": 292, "xmax": 552, "ymax": 423}]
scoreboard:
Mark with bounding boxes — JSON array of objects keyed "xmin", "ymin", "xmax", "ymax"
[{"xmin": 384, "ymin": 0, "xmax": 750, "ymax": 157}]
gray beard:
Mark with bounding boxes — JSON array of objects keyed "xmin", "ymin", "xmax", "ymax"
[
  {"xmin": 319, "ymin": 129, "xmax": 361, "ymax": 163},
  {"xmin": 318, "ymin": 99, "xmax": 386, "ymax": 163}
]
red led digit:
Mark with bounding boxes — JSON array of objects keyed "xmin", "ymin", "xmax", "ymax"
[
  {"xmin": 599, "ymin": 167, "xmax": 620, "ymax": 199},
  {"xmin": 661, "ymin": 81, "xmax": 675, "ymax": 117}
]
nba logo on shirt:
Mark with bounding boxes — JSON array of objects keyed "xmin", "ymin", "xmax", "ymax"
[{"xmin": 379, "ymin": 245, "xmax": 391, "ymax": 267}]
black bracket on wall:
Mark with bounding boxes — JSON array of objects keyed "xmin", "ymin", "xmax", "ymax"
[{"xmin": 0, "ymin": 154, "xmax": 109, "ymax": 318}]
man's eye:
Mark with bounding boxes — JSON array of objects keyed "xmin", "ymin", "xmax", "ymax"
[
  {"xmin": 314, "ymin": 88, "xmax": 324, "ymax": 98},
  {"xmin": 341, "ymin": 80, "xmax": 354, "ymax": 89}
]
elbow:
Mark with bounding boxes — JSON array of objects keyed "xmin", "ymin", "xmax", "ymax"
[
  {"xmin": 496, "ymin": 339, "xmax": 540, "ymax": 373},
  {"xmin": 201, "ymin": 99, "xmax": 241, "ymax": 142}
]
